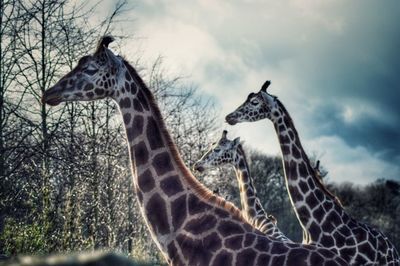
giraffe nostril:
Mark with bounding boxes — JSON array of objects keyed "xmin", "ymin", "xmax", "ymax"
[
  {"xmin": 225, "ymin": 114, "xmax": 237, "ymax": 125},
  {"xmin": 43, "ymin": 86, "xmax": 62, "ymax": 106}
]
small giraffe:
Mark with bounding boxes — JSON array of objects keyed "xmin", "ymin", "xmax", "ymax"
[
  {"xmin": 194, "ymin": 130, "xmax": 292, "ymax": 243},
  {"xmin": 42, "ymin": 37, "xmax": 347, "ymax": 266},
  {"xmin": 226, "ymin": 80, "xmax": 400, "ymax": 265}
]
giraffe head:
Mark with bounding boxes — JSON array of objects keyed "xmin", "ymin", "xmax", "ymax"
[
  {"xmin": 225, "ymin": 80, "xmax": 279, "ymax": 125},
  {"xmin": 193, "ymin": 130, "xmax": 240, "ymax": 172},
  {"xmin": 42, "ymin": 36, "xmax": 125, "ymax": 106}
]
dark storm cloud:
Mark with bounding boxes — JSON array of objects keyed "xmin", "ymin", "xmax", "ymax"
[
  {"xmin": 311, "ymin": 102, "xmax": 400, "ymax": 164},
  {"xmin": 299, "ymin": 1, "xmax": 400, "ymax": 164}
]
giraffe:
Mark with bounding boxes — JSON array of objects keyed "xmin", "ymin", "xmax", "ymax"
[
  {"xmin": 42, "ymin": 36, "xmax": 347, "ymax": 266},
  {"xmin": 193, "ymin": 130, "xmax": 292, "ymax": 243},
  {"xmin": 225, "ymin": 80, "xmax": 400, "ymax": 265}
]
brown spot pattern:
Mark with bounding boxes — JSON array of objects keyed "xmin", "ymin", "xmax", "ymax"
[
  {"xmin": 120, "ymin": 97, "xmax": 131, "ymax": 108},
  {"xmin": 218, "ymin": 221, "xmax": 244, "ymax": 236},
  {"xmin": 224, "ymin": 235, "xmax": 243, "ymax": 250},
  {"xmin": 138, "ymin": 169, "xmax": 155, "ymax": 192},
  {"xmin": 212, "ymin": 251, "xmax": 232, "ymax": 266},
  {"xmin": 244, "ymin": 233, "xmax": 256, "ymax": 246},
  {"xmin": 152, "ymin": 152, "xmax": 174, "ymax": 175},
  {"xmin": 184, "ymin": 215, "xmax": 217, "ymax": 234},
  {"xmin": 137, "ymin": 90, "xmax": 149, "ymax": 110},
  {"xmin": 160, "ymin": 175, "xmax": 183, "ymax": 196},
  {"xmin": 236, "ymin": 248, "xmax": 256, "ymax": 266},
  {"xmin": 146, "ymin": 193, "xmax": 170, "ymax": 235},
  {"xmin": 204, "ymin": 232, "xmax": 222, "ymax": 250},
  {"xmin": 188, "ymin": 194, "xmax": 211, "ymax": 215},
  {"xmin": 123, "ymin": 113, "xmax": 131, "ymax": 125},
  {"xmin": 130, "ymin": 83, "xmax": 137, "ymax": 94},
  {"xmin": 126, "ymin": 115, "xmax": 144, "ymax": 141},
  {"xmin": 95, "ymin": 88, "xmax": 104, "ymax": 95},
  {"xmin": 146, "ymin": 117, "xmax": 164, "ymax": 150},
  {"xmin": 133, "ymin": 141, "xmax": 148, "ymax": 165},
  {"xmin": 171, "ymin": 194, "xmax": 187, "ymax": 231},
  {"xmin": 177, "ymin": 234, "xmax": 212, "ymax": 265},
  {"xmin": 133, "ymin": 99, "xmax": 143, "ymax": 112}
]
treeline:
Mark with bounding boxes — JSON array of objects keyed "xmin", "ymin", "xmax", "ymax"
[{"xmin": 329, "ymin": 179, "xmax": 400, "ymax": 247}]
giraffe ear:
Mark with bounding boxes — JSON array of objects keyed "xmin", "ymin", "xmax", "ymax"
[
  {"xmin": 104, "ymin": 47, "xmax": 121, "ymax": 68},
  {"xmin": 260, "ymin": 80, "xmax": 271, "ymax": 92},
  {"xmin": 232, "ymin": 137, "xmax": 241, "ymax": 148}
]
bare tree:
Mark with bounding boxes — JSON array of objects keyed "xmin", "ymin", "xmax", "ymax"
[
  {"xmin": 0, "ymin": 0, "xmax": 131, "ymax": 254},
  {"xmin": 0, "ymin": 0, "xmax": 41, "ymax": 252}
]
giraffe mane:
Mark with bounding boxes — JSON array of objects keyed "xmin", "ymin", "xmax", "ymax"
[
  {"xmin": 277, "ymin": 100, "xmax": 343, "ymax": 207},
  {"xmin": 237, "ymin": 144, "xmax": 249, "ymax": 167},
  {"xmin": 122, "ymin": 60, "xmax": 246, "ymax": 220}
]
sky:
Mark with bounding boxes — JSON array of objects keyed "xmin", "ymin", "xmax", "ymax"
[{"xmin": 105, "ymin": 0, "xmax": 400, "ymax": 185}]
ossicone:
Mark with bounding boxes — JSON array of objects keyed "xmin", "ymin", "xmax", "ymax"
[
  {"xmin": 261, "ymin": 80, "xmax": 271, "ymax": 92},
  {"xmin": 97, "ymin": 35, "xmax": 115, "ymax": 51},
  {"xmin": 222, "ymin": 130, "xmax": 228, "ymax": 138}
]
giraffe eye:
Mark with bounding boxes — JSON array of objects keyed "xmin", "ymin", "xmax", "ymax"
[
  {"xmin": 83, "ymin": 68, "xmax": 98, "ymax": 76},
  {"xmin": 214, "ymin": 148, "xmax": 221, "ymax": 153},
  {"xmin": 250, "ymin": 99, "xmax": 259, "ymax": 105}
]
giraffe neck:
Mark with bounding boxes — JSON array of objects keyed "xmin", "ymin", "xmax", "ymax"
[
  {"xmin": 233, "ymin": 146, "xmax": 267, "ymax": 221},
  {"xmin": 117, "ymin": 61, "xmax": 246, "ymax": 263},
  {"xmin": 233, "ymin": 146, "xmax": 291, "ymax": 242},
  {"xmin": 271, "ymin": 99, "xmax": 342, "ymax": 243}
]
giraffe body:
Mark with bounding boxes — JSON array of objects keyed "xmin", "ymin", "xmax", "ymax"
[
  {"xmin": 226, "ymin": 80, "xmax": 400, "ymax": 265},
  {"xmin": 42, "ymin": 37, "xmax": 348, "ymax": 265},
  {"xmin": 194, "ymin": 130, "xmax": 292, "ymax": 242}
]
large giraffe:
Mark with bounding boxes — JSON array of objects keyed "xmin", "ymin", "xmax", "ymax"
[
  {"xmin": 193, "ymin": 130, "xmax": 292, "ymax": 243},
  {"xmin": 226, "ymin": 80, "xmax": 400, "ymax": 265},
  {"xmin": 42, "ymin": 37, "xmax": 347, "ymax": 266}
]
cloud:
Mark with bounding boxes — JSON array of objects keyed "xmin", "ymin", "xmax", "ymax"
[
  {"xmin": 305, "ymin": 99, "xmax": 400, "ymax": 164},
  {"xmin": 125, "ymin": 0, "xmax": 400, "ymax": 183},
  {"xmin": 305, "ymin": 135, "xmax": 400, "ymax": 185}
]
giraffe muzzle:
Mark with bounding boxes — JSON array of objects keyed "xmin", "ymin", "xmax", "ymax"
[
  {"xmin": 225, "ymin": 113, "xmax": 238, "ymax": 125},
  {"xmin": 42, "ymin": 86, "xmax": 62, "ymax": 106}
]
